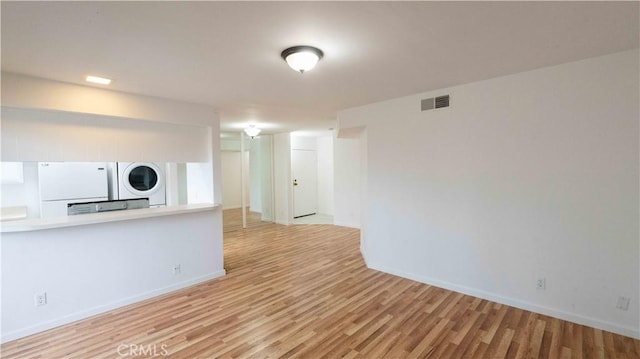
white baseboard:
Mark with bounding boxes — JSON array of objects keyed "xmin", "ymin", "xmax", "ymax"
[
  {"xmin": 359, "ymin": 242, "xmax": 369, "ymax": 267},
  {"xmin": 1, "ymin": 270, "xmax": 226, "ymax": 343},
  {"xmin": 333, "ymin": 220, "xmax": 360, "ymax": 229},
  {"xmin": 275, "ymin": 219, "xmax": 289, "ymax": 225},
  {"xmin": 367, "ymin": 262, "xmax": 639, "ymax": 340},
  {"xmin": 222, "ymin": 205, "xmax": 241, "ymax": 210},
  {"xmin": 222, "ymin": 205, "xmax": 251, "ymax": 210}
]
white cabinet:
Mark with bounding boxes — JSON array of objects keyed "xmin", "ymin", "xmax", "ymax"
[{"xmin": 38, "ymin": 162, "xmax": 109, "ymax": 218}]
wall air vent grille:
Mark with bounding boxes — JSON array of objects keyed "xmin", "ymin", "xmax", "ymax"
[
  {"xmin": 421, "ymin": 95, "xmax": 450, "ymax": 111},
  {"xmin": 421, "ymin": 98, "xmax": 434, "ymax": 111},
  {"xmin": 435, "ymin": 95, "xmax": 450, "ymax": 109}
]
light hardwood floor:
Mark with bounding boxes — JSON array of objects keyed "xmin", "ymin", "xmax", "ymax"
[
  {"xmin": 2, "ymin": 223, "xmax": 639, "ymax": 358},
  {"xmin": 223, "ymin": 208, "xmax": 271, "ymax": 233}
]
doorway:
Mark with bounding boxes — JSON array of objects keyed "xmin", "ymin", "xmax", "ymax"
[
  {"xmin": 220, "ymin": 133, "xmax": 274, "ymax": 232},
  {"xmin": 292, "ymin": 149, "xmax": 317, "ymax": 218},
  {"xmin": 290, "ymin": 134, "xmax": 334, "ymax": 225}
]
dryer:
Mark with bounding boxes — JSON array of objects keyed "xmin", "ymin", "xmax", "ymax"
[{"xmin": 116, "ymin": 162, "xmax": 166, "ymax": 206}]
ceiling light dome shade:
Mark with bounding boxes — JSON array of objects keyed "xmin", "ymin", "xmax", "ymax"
[
  {"xmin": 244, "ymin": 125, "xmax": 261, "ymax": 138},
  {"xmin": 281, "ymin": 46, "xmax": 324, "ymax": 73}
]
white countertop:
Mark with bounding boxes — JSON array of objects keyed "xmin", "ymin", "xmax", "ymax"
[
  {"xmin": 1, "ymin": 203, "xmax": 220, "ymax": 233},
  {"xmin": 0, "ymin": 206, "xmax": 28, "ymax": 221}
]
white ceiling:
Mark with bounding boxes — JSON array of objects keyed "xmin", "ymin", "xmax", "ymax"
[{"xmin": 2, "ymin": 2, "xmax": 638, "ymax": 134}]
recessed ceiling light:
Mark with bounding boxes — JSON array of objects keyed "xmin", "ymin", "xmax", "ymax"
[
  {"xmin": 85, "ymin": 75, "xmax": 112, "ymax": 85},
  {"xmin": 281, "ymin": 46, "xmax": 324, "ymax": 74}
]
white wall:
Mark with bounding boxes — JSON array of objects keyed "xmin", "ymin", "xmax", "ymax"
[
  {"xmin": 1, "ymin": 210, "xmax": 224, "ymax": 342},
  {"xmin": 249, "ymin": 138, "xmax": 262, "ymax": 213},
  {"xmin": 333, "ymin": 137, "xmax": 362, "ymax": 228},
  {"xmin": 242, "ymin": 151, "xmax": 250, "ymax": 208},
  {"xmin": 291, "ymin": 136, "xmax": 316, "ymax": 151},
  {"xmin": 220, "ymin": 151, "xmax": 250, "ymax": 209},
  {"xmin": 1, "ymin": 107, "xmax": 209, "ymax": 163},
  {"xmin": 209, "ymin": 126, "xmax": 223, "ymax": 206},
  {"xmin": 0, "ymin": 162, "xmax": 40, "ymax": 218},
  {"xmin": 1, "ymin": 72, "xmax": 214, "ymax": 126},
  {"xmin": 337, "ymin": 50, "xmax": 640, "ymax": 338},
  {"xmin": 316, "ymin": 136, "xmax": 334, "ymax": 216},
  {"xmin": 220, "ymin": 137, "xmax": 251, "ymax": 152},
  {"xmin": 1, "ymin": 73, "xmax": 216, "ymax": 164},
  {"xmin": 359, "ymin": 131, "xmax": 368, "ymax": 256},
  {"xmin": 259, "ymin": 135, "xmax": 274, "ymax": 222},
  {"xmin": 176, "ymin": 163, "xmax": 188, "ymax": 205},
  {"xmin": 273, "ymin": 133, "xmax": 291, "ymax": 225},
  {"xmin": 185, "ymin": 161, "xmax": 215, "ymax": 205}
]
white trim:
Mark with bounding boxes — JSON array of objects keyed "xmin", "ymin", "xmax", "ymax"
[
  {"xmin": 333, "ymin": 220, "xmax": 360, "ymax": 229},
  {"xmin": 275, "ymin": 219, "xmax": 289, "ymax": 225},
  {"xmin": 1, "ymin": 270, "xmax": 226, "ymax": 343},
  {"xmin": 222, "ymin": 205, "xmax": 242, "ymax": 210},
  {"xmin": 221, "ymin": 204, "xmax": 251, "ymax": 210},
  {"xmin": 359, "ymin": 242, "xmax": 369, "ymax": 267},
  {"xmin": 367, "ymin": 262, "xmax": 639, "ymax": 340}
]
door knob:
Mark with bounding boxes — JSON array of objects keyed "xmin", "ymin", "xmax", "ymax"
[{"xmin": 293, "ymin": 179, "xmax": 298, "ymax": 186}]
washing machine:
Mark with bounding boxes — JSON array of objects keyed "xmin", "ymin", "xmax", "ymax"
[{"xmin": 116, "ymin": 162, "xmax": 166, "ymax": 206}]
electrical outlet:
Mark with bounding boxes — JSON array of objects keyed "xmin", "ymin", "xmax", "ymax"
[
  {"xmin": 536, "ymin": 278, "xmax": 546, "ymax": 290},
  {"xmin": 35, "ymin": 292, "xmax": 47, "ymax": 307},
  {"xmin": 616, "ymin": 296, "xmax": 630, "ymax": 311},
  {"xmin": 173, "ymin": 264, "xmax": 181, "ymax": 275}
]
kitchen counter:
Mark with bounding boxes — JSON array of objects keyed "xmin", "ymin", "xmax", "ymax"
[
  {"xmin": 0, "ymin": 203, "xmax": 220, "ymax": 233},
  {"xmin": 0, "ymin": 206, "xmax": 28, "ymax": 221},
  {"xmin": 2, "ymin": 201, "xmax": 224, "ymax": 342}
]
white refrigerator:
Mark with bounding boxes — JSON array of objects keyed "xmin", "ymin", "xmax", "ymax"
[{"xmin": 39, "ymin": 162, "xmax": 109, "ymax": 218}]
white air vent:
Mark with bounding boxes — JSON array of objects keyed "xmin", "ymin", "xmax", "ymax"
[{"xmin": 421, "ymin": 95, "xmax": 450, "ymax": 111}]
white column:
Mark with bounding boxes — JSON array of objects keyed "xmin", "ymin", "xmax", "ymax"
[{"xmin": 240, "ymin": 131, "xmax": 247, "ymax": 229}]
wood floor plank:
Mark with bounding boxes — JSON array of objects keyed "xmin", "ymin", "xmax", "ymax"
[
  {"xmin": 407, "ymin": 317, "xmax": 451, "ymax": 359},
  {"xmin": 2, "ymin": 219, "xmax": 638, "ymax": 358}
]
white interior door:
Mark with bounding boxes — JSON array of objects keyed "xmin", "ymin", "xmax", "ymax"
[{"xmin": 292, "ymin": 149, "xmax": 317, "ymax": 218}]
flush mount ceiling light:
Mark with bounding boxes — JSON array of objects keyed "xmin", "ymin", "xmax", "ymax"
[
  {"xmin": 244, "ymin": 125, "xmax": 261, "ymax": 138},
  {"xmin": 281, "ymin": 46, "xmax": 324, "ymax": 73},
  {"xmin": 85, "ymin": 75, "xmax": 112, "ymax": 85}
]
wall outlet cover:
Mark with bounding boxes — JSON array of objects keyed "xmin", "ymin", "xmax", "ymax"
[
  {"xmin": 35, "ymin": 292, "xmax": 47, "ymax": 307},
  {"xmin": 173, "ymin": 264, "xmax": 181, "ymax": 275},
  {"xmin": 616, "ymin": 296, "xmax": 630, "ymax": 311}
]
